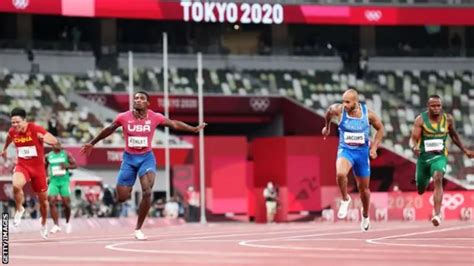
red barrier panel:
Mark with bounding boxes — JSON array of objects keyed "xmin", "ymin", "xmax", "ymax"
[
  {"xmin": 191, "ymin": 137, "xmax": 248, "ymax": 214},
  {"xmin": 253, "ymin": 137, "xmax": 324, "ymax": 222},
  {"xmin": 328, "ymin": 191, "xmax": 474, "ymax": 221}
]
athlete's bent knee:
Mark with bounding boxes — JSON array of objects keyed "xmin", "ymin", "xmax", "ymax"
[
  {"xmin": 142, "ymin": 189, "xmax": 152, "ymax": 200},
  {"xmin": 117, "ymin": 194, "xmax": 129, "ymax": 203},
  {"xmin": 40, "ymin": 199, "xmax": 48, "ymax": 207},
  {"xmin": 13, "ymin": 184, "xmax": 23, "ymax": 193},
  {"xmin": 336, "ymin": 172, "xmax": 346, "ymax": 180}
]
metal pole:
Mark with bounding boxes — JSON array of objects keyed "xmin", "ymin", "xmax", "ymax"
[
  {"xmin": 128, "ymin": 51, "xmax": 133, "ymax": 110},
  {"xmin": 197, "ymin": 52, "xmax": 207, "ymax": 224},
  {"xmin": 163, "ymin": 32, "xmax": 171, "ymax": 202}
]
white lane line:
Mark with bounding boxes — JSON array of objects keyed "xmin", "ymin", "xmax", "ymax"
[
  {"xmin": 393, "ymin": 238, "xmax": 474, "ymax": 241},
  {"xmin": 366, "ymin": 224, "xmax": 474, "ymax": 249},
  {"xmin": 238, "ymin": 226, "xmax": 421, "ymax": 252},
  {"xmin": 11, "ymin": 224, "xmax": 473, "ymax": 263},
  {"xmin": 10, "ymin": 255, "xmax": 157, "ymax": 263},
  {"xmin": 11, "ymin": 225, "xmax": 338, "ymax": 247},
  {"xmin": 238, "ymin": 224, "xmax": 474, "ymax": 255},
  {"xmin": 10, "ymin": 226, "xmax": 273, "ymax": 246},
  {"xmin": 163, "ymin": 226, "xmax": 345, "ymax": 241}
]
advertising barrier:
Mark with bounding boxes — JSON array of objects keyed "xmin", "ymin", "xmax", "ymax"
[
  {"xmin": 1, "ymin": 0, "xmax": 474, "ymax": 25},
  {"xmin": 326, "ymin": 191, "xmax": 474, "ymax": 221}
]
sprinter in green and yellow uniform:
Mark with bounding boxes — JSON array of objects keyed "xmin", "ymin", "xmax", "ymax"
[
  {"xmin": 45, "ymin": 142, "xmax": 77, "ymax": 234},
  {"xmin": 410, "ymin": 95, "xmax": 473, "ymax": 227}
]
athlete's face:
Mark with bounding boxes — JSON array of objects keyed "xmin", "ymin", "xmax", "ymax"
[
  {"xmin": 342, "ymin": 98, "xmax": 357, "ymax": 113},
  {"xmin": 11, "ymin": 116, "xmax": 27, "ymax": 132},
  {"xmin": 427, "ymin": 98, "xmax": 442, "ymax": 116},
  {"xmin": 52, "ymin": 142, "xmax": 62, "ymax": 152},
  {"xmin": 133, "ymin": 93, "xmax": 149, "ymax": 110}
]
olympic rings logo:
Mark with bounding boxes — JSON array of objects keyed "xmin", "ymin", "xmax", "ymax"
[
  {"xmin": 87, "ymin": 95, "xmax": 107, "ymax": 105},
  {"xmin": 364, "ymin": 10, "xmax": 382, "ymax": 22},
  {"xmin": 249, "ymin": 97, "xmax": 270, "ymax": 112},
  {"xmin": 429, "ymin": 193, "xmax": 464, "ymax": 210},
  {"xmin": 12, "ymin": 0, "xmax": 29, "ymax": 9}
]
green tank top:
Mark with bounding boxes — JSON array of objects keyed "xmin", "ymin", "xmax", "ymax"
[
  {"xmin": 420, "ymin": 111, "xmax": 449, "ymax": 156},
  {"xmin": 47, "ymin": 150, "xmax": 70, "ymax": 179}
]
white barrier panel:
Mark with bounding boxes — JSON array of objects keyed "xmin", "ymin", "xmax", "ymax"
[
  {"xmin": 460, "ymin": 207, "xmax": 472, "ymax": 221},
  {"xmin": 403, "ymin": 207, "xmax": 416, "ymax": 221},
  {"xmin": 375, "ymin": 208, "xmax": 388, "ymax": 222},
  {"xmin": 321, "ymin": 209, "xmax": 335, "ymax": 222},
  {"xmin": 347, "ymin": 209, "xmax": 359, "ymax": 222}
]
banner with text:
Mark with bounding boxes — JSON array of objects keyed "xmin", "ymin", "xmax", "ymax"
[{"xmin": 1, "ymin": 1, "xmax": 474, "ymax": 25}]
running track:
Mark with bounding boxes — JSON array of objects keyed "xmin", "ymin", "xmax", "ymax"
[{"xmin": 9, "ymin": 221, "xmax": 474, "ymax": 265}]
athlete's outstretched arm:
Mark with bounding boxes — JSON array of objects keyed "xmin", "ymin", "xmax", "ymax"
[
  {"xmin": 322, "ymin": 104, "xmax": 342, "ymax": 139},
  {"xmin": 368, "ymin": 110, "xmax": 384, "ymax": 159},
  {"xmin": 80, "ymin": 122, "xmax": 121, "ymax": 156},
  {"xmin": 161, "ymin": 119, "xmax": 207, "ymax": 133},
  {"xmin": 39, "ymin": 132, "xmax": 59, "ymax": 146},
  {"xmin": 409, "ymin": 116, "xmax": 424, "ymax": 157},
  {"xmin": 447, "ymin": 114, "xmax": 474, "ymax": 158},
  {"xmin": 0, "ymin": 135, "xmax": 12, "ymax": 159}
]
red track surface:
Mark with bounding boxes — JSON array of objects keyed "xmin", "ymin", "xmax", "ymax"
[{"xmin": 8, "ymin": 220, "xmax": 474, "ymax": 265}]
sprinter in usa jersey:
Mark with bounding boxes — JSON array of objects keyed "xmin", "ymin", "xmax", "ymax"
[
  {"xmin": 322, "ymin": 88, "xmax": 384, "ymax": 232},
  {"xmin": 81, "ymin": 91, "xmax": 206, "ymax": 240}
]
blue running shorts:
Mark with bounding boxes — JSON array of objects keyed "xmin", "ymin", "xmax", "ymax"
[
  {"xmin": 117, "ymin": 151, "xmax": 156, "ymax": 186},
  {"xmin": 337, "ymin": 147, "xmax": 371, "ymax": 178}
]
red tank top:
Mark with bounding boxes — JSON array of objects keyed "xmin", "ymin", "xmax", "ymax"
[{"xmin": 8, "ymin": 123, "xmax": 47, "ymax": 166}]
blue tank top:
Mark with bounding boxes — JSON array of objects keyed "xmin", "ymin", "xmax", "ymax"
[{"xmin": 338, "ymin": 103, "xmax": 370, "ymax": 150}]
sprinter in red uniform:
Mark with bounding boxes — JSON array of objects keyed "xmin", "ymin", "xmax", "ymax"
[{"xmin": 1, "ymin": 108, "xmax": 58, "ymax": 239}]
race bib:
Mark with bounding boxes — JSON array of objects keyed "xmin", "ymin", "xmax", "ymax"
[
  {"xmin": 18, "ymin": 146, "xmax": 38, "ymax": 158},
  {"xmin": 344, "ymin": 132, "xmax": 365, "ymax": 145},
  {"xmin": 424, "ymin": 139, "xmax": 444, "ymax": 152},
  {"xmin": 128, "ymin": 136, "xmax": 148, "ymax": 148},
  {"xmin": 51, "ymin": 165, "xmax": 66, "ymax": 176}
]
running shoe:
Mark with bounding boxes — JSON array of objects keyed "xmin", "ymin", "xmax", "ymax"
[
  {"xmin": 65, "ymin": 222, "xmax": 72, "ymax": 234},
  {"xmin": 13, "ymin": 206, "xmax": 25, "ymax": 227},
  {"xmin": 337, "ymin": 196, "xmax": 351, "ymax": 219},
  {"xmin": 50, "ymin": 225, "xmax": 61, "ymax": 234},
  {"xmin": 361, "ymin": 216, "xmax": 370, "ymax": 232},
  {"xmin": 134, "ymin": 229, "xmax": 147, "ymax": 240},
  {"xmin": 431, "ymin": 215, "xmax": 441, "ymax": 227},
  {"xmin": 40, "ymin": 226, "xmax": 49, "ymax": 240}
]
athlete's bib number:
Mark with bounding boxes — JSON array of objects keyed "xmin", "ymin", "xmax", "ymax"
[
  {"xmin": 18, "ymin": 146, "xmax": 38, "ymax": 158},
  {"xmin": 128, "ymin": 136, "xmax": 148, "ymax": 148},
  {"xmin": 424, "ymin": 139, "xmax": 444, "ymax": 152},
  {"xmin": 51, "ymin": 165, "xmax": 66, "ymax": 176},
  {"xmin": 344, "ymin": 132, "xmax": 365, "ymax": 145}
]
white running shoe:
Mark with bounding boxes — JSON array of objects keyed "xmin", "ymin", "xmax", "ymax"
[
  {"xmin": 40, "ymin": 226, "xmax": 49, "ymax": 240},
  {"xmin": 65, "ymin": 223, "xmax": 72, "ymax": 234},
  {"xmin": 431, "ymin": 215, "xmax": 441, "ymax": 227},
  {"xmin": 50, "ymin": 225, "xmax": 61, "ymax": 234},
  {"xmin": 134, "ymin": 230, "xmax": 147, "ymax": 240},
  {"xmin": 337, "ymin": 196, "xmax": 351, "ymax": 219},
  {"xmin": 13, "ymin": 207, "xmax": 25, "ymax": 227},
  {"xmin": 361, "ymin": 216, "xmax": 370, "ymax": 232}
]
